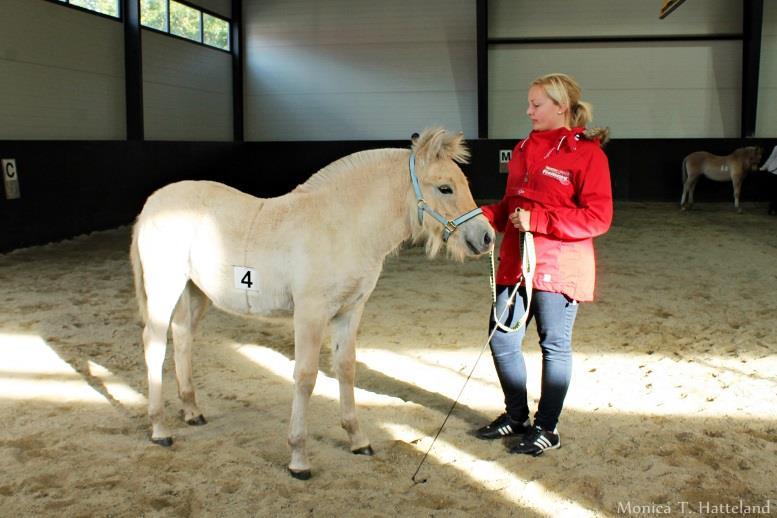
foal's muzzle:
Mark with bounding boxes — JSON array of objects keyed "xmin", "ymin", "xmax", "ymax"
[{"xmin": 465, "ymin": 225, "xmax": 494, "ymax": 255}]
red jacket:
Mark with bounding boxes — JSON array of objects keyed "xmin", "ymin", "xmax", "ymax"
[{"xmin": 481, "ymin": 127, "xmax": 612, "ymax": 302}]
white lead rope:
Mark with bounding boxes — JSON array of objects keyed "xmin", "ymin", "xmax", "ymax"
[{"xmin": 490, "ymin": 231, "xmax": 535, "ymax": 333}]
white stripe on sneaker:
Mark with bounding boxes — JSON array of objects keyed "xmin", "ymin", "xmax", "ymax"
[{"xmin": 535, "ymin": 436, "xmax": 552, "ymax": 449}]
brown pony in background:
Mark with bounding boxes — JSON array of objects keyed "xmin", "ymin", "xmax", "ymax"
[{"xmin": 680, "ymin": 146, "xmax": 763, "ymax": 213}]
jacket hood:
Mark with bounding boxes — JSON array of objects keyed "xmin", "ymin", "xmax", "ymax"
[
  {"xmin": 521, "ymin": 126, "xmax": 608, "ymax": 153},
  {"xmin": 521, "ymin": 126, "xmax": 584, "ymax": 155}
]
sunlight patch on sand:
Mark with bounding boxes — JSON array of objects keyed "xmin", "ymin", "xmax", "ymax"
[
  {"xmin": 231, "ymin": 341, "xmax": 776, "ymax": 420},
  {"xmin": 232, "ymin": 342, "xmax": 407, "ymax": 407},
  {"xmin": 0, "ymin": 333, "xmax": 106, "ymax": 403},
  {"xmin": 357, "ymin": 347, "xmax": 504, "ymax": 409},
  {"xmin": 87, "ymin": 360, "xmax": 146, "ymax": 406},
  {"xmin": 359, "ymin": 347, "xmax": 777, "ymax": 420},
  {"xmin": 384, "ymin": 422, "xmax": 597, "ymax": 517}
]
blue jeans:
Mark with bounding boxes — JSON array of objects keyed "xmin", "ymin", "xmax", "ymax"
[{"xmin": 488, "ymin": 285, "xmax": 578, "ymax": 431}]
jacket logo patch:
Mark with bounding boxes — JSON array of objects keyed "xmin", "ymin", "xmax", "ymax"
[{"xmin": 541, "ymin": 166, "xmax": 571, "ymax": 185}]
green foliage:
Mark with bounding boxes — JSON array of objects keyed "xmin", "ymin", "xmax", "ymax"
[
  {"xmin": 170, "ymin": 0, "xmax": 200, "ymax": 42},
  {"xmin": 140, "ymin": 0, "xmax": 167, "ymax": 31},
  {"xmin": 70, "ymin": 0, "xmax": 119, "ymax": 17},
  {"xmin": 203, "ymin": 14, "xmax": 229, "ymax": 51},
  {"xmin": 63, "ymin": 0, "xmax": 230, "ymax": 50}
]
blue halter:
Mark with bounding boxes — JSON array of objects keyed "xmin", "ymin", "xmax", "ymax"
[{"xmin": 408, "ymin": 152, "xmax": 484, "ymax": 242}]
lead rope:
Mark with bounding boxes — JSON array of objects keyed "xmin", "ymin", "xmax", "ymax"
[
  {"xmin": 491, "ymin": 232, "xmax": 535, "ymax": 333},
  {"xmin": 411, "ymin": 231, "xmax": 535, "ymax": 485}
]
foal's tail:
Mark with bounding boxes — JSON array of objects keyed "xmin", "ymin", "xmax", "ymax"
[{"xmin": 130, "ymin": 220, "xmax": 148, "ymax": 325}]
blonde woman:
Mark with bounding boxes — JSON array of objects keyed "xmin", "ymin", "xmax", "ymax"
[{"xmin": 476, "ymin": 73, "xmax": 613, "ymax": 455}]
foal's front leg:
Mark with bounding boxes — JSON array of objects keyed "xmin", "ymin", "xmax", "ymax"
[
  {"xmin": 287, "ymin": 308, "xmax": 327, "ymax": 480},
  {"xmin": 331, "ymin": 303, "xmax": 372, "ymax": 456}
]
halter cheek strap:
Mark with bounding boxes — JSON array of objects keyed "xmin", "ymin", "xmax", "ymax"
[{"xmin": 409, "ymin": 153, "xmax": 484, "ymax": 242}]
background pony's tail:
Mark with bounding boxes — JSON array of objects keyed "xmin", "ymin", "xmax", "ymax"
[
  {"xmin": 130, "ymin": 220, "xmax": 148, "ymax": 325},
  {"xmin": 680, "ymin": 156, "xmax": 690, "ymax": 208}
]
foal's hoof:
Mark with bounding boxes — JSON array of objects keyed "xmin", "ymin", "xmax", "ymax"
[
  {"xmin": 288, "ymin": 468, "xmax": 312, "ymax": 480},
  {"xmin": 151, "ymin": 436, "xmax": 174, "ymax": 447},
  {"xmin": 186, "ymin": 415, "xmax": 207, "ymax": 426},
  {"xmin": 352, "ymin": 445, "xmax": 375, "ymax": 456}
]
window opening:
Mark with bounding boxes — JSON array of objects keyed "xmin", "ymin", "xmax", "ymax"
[
  {"xmin": 55, "ymin": 0, "xmax": 121, "ymax": 19},
  {"xmin": 140, "ymin": 0, "xmax": 231, "ymax": 52}
]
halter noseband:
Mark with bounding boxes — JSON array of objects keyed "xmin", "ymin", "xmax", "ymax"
[{"xmin": 408, "ymin": 153, "xmax": 483, "ymax": 242}]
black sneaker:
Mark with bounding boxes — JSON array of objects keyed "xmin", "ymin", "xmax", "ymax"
[
  {"xmin": 475, "ymin": 413, "xmax": 531, "ymax": 440},
  {"xmin": 510, "ymin": 426, "xmax": 560, "ymax": 456}
]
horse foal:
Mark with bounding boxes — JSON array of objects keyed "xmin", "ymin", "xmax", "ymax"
[{"xmin": 130, "ymin": 128, "xmax": 494, "ymax": 479}]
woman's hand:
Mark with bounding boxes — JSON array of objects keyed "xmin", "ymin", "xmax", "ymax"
[{"xmin": 509, "ymin": 208, "xmax": 531, "ymax": 231}]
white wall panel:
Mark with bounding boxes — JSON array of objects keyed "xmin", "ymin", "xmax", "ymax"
[
  {"xmin": 0, "ymin": 0, "xmax": 125, "ymax": 139},
  {"xmin": 142, "ymin": 31, "xmax": 232, "ymax": 141},
  {"xmin": 244, "ymin": 0, "xmax": 476, "ymax": 141},
  {"xmin": 489, "ymin": 41, "xmax": 741, "ymax": 139},
  {"xmin": 489, "ymin": 0, "xmax": 740, "ymax": 38},
  {"xmin": 756, "ymin": 0, "xmax": 777, "ymax": 137},
  {"xmin": 488, "ymin": 0, "xmax": 743, "ymax": 139}
]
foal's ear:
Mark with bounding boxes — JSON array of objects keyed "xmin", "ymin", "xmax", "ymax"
[{"xmin": 415, "ymin": 128, "xmax": 444, "ymax": 164}]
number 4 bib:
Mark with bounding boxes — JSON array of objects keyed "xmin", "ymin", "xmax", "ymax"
[{"xmin": 233, "ymin": 266, "xmax": 259, "ymax": 291}]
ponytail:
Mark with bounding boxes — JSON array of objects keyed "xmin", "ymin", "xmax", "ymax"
[
  {"xmin": 582, "ymin": 126, "xmax": 610, "ymax": 146},
  {"xmin": 571, "ymin": 101, "xmax": 592, "ymax": 127}
]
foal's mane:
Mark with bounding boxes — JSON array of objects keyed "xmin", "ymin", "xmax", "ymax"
[
  {"xmin": 296, "ymin": 149, "xmax": 399, "ymax": 193},
  {"xmin": 295, "ymin": 127, "xmax": 469, "ymax": 193}
]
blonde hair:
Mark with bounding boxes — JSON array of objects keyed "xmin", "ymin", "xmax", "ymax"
[{"xmin": 531, "ymin": 73, "xmax": 609, "ymax": 144}]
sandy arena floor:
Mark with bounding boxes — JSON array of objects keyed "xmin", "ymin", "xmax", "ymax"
[{"xmin": 0, "ymin": 202, "xmax": 775, "ymax": 517}]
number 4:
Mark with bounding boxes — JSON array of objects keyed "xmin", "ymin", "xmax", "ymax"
[
  {"xmin": 233, "ymin": 266, "xmax": 258, "ymax": 291},
  {"xmin": 241, "ymin": 271, "xmax": 253, "ymax": 288}
]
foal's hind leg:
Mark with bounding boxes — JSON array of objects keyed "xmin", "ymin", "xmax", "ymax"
[
  {"xmin": 171, "ymin": 282, "xmax": 211, "ymax": 426},
  {"xmin": 331, "ymin": 303, "xmax": 372, "ymax": 456},
  {"xmin": 143, "ymin": 276, "xmax": 188, "ymax": 446}
]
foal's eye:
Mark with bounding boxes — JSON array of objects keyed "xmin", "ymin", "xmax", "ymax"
[{"xmin": 438, "ymin": 185, "xmax": 454, "ymax": 195}]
